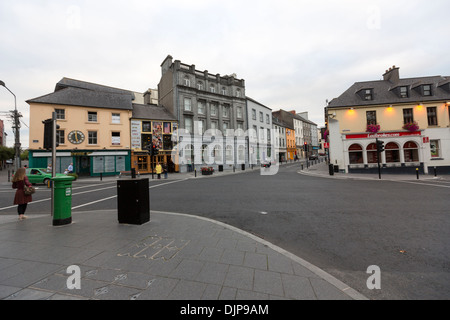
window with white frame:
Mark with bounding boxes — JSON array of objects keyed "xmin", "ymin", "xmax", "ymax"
[
  {"xmin": 112, "ymin": 113, "xmax": 121, "ymax": 124},
  {"xmin": 55, "ymin": 109, "xmax": 65, "ymax": 120},
  {"xmin": 184, "ymin": 98, "xmax": 192, "ymax": 111},
  {"xmin": 184, "ymin": 117, "xmax": 193, "ymax": 133},
  {"xmin": 237, "ymin": 106, "xmax": 242, "ymax": 119},
  {"xmin": 198, "ymin": 101, "xmax": 205, "ymax": 114},
  {"xmin": 88, "ymin": 111, "xmax": 98, "ymax": 122},
  {"xmin": 88, "ymin": 131, "xmax": 98, "ymax": 145},
  {"xmin": 223, "ymin": 105, "xmax": 229, "ymax": 118},
  {"xmin": 211, "ymin": 103, "xmax": 217, "ymax": 116},
  {"xmin": 111, "ymin": 132, "xmax": 120, "ymax": 145},
  {"xmin": 430, "ymin": 140, "xmax": 440, "ymax": 158}
]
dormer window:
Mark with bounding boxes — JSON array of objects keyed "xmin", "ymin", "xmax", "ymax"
[
  {"xmin": 399, "ymin": 86, "xmax": 409, "ymax": 98},
  {"xmin": 423, "ymin": 84, "xmax": 432, "ymax": 96},
  {"xmin": 364, "ymin": 89, "xmax": 373, "ymax": 101}
]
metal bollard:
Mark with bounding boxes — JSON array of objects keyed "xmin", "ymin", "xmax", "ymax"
[{"xmin": 416, "ymin": 168, "xmax": 419, "ymax": 180}]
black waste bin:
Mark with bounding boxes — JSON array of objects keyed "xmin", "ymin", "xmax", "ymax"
[
  {"xmin": 329, "ymin": 164, "xmax": 334, "ymax": 176},
  {"xmin": 117, "ymin": 178, "xmax": 150, "ymax": 225},
  {"xmin": 241, "ymin": 164, "xmax": 245, "ymax": 171},
  {"xmin": 218, "ymin": 165, "xmax": 223, "ymax": 172},
  {"xmin": 334, "ymin": 165, "xmax": 339, "ymax": 173}
]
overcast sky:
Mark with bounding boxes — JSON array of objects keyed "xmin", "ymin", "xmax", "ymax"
[{"xmin": 1, "ymin": 0, "xmax": 449, "ymax": 148}]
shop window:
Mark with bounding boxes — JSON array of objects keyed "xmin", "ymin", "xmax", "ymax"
[
  {"xmin": 349, "ymin": 144, "xmax": 363, "ymax": 164},
  {"xmin": 385, "ymin": 142, "xmax": 400, "ymax": 163},
  {"xmin": 404, "ymin": 141, "xmax": 419, "ymax": 162},
  {"xmin": 430, "ymin": 140, "xmax": 440, "ymax": 158},
  {"xmin": 142, "ymin": 121, "xmax": 151, "ymax": 132},
  {"xmin": 137, "ymin": 156, "xmax": 148, "ymax": 171},
  {"xmin": 366, "ymin": 143, "xmax": 378, "ymax": 163}
]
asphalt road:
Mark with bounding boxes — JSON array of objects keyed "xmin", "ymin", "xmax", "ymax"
[{"xmin": 1, "ymin": 165, "xmax": 449, "ymax": 300}]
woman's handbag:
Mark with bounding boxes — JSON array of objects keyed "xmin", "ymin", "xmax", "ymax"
[{"xmin": 24, "ymin": 185, "xmax": 36, "ymax": 195}]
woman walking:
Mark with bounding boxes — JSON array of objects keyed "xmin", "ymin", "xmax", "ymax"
[{"xmin": 12, "ymin": 168, "xmax": 33, "ymax": 220}]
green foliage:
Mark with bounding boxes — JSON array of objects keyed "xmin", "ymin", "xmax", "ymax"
[{"xmin": 0, "ymin": 146, "xmax": 15, "ymax": 162}]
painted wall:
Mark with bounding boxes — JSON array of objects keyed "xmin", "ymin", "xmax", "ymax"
[{"xmin": 28, "ymin": 103, "xmax": 132, "ymax": 150}]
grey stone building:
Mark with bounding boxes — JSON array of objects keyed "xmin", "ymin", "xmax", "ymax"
[{"xmin": 158, "ymin": 55, "xmax": 248, "ymax": 172}]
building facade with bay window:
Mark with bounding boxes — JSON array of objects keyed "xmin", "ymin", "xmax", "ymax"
[
  {"xmin": 27, "ymin": 78, "xmax": 135, "ymax": 176},
  {"xmin": 326, "ymin": 66, "xmax": 450, "ymax": 174}
]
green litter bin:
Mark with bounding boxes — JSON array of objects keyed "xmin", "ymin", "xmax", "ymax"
[{"xmin": 51, "ymin": 175, "xmax": 75, "ymax": 226}]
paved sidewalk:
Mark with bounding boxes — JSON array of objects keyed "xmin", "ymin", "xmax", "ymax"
[
  {"xmin": 0, "ymin": 208, "xmax": 368, "ymax": 300},
  {"xmin": 300, "ymin": 160, "xmax": 449, "ymax": 181}
]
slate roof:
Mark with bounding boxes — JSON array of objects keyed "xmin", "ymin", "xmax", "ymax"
[
  {"xmin": 272, "ymin": 109, "xmax": 317, "ymax": 128},
  {"xmin": 132, "ymin": 103, "xmax": 176, "ymax": 121},
  {"xmin": 27, "ymin": 86, "xmax": 133, "ymax": 110},
  {"xmin": 328, "ymin": 74, "xmax": 450, "ymax": 108}
]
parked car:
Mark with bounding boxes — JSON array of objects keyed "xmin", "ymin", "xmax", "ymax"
[
  {"xmin": 308, "ymin": 154, "xmax": 318, "ymax": 160},
  {"xmin": 5, "ymin": 159, "xmax": 13, "ymax": 164},
  {"xmin": 26, "ymin": 168, "xmax": 65, "ymax": 185}
]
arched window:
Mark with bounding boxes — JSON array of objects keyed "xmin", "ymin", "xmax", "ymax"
[
  {"xmin": 385, "ymin": 142, "xmax": 400, "ymax": 162},
  {"xmin": 404, "ymin": 141, "xmax": 419, "ymax": 162},
  {"xmin": 367, "ymin": 143, "xmax": 378, "ymax": 163},
  {"xmin": 197, "ymin": 81, "xmax": 204, "ymax": 90},
  {"xmin": 349, "ymin": 144, "xmax": 363, "ymax": 164}
]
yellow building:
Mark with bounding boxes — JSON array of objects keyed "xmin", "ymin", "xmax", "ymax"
[
  {"xmin": 286, "ymin": 127, "xmax": 296, "ymax": 161},
  {"xmin": 326, "ymin": 66, "xmax": 450, "ymax": 174},
  {"xmin": 27, "ymin": 78, "xmax": 135, "ymax": 176}
]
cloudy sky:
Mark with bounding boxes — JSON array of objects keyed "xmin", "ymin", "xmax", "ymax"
[{"xmin": 1, "ymin": 0, "xmax": 449, "ymax": 148}]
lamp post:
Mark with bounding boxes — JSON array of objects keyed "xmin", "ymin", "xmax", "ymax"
[{"xmin": 0, "ymin": 80, "xmax": 21, "ymax": 171}]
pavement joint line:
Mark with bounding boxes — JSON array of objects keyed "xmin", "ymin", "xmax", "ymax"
[
  {"xmin": 56, "ymin": 208, "xmax": 368, "ymax": 300},
  {"xmin": 151, "ymin": 210, "xmax": 369, "ymax": 301}
]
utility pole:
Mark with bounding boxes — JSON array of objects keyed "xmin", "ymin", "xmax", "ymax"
[{"xmin": 0, "ymin": 80, "xmax": 21, "ymax": 171}]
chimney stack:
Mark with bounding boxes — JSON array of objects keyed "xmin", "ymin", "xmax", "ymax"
[{"xmin": 383, "ymin": 65, "xmax": 400, "ymax": 83}]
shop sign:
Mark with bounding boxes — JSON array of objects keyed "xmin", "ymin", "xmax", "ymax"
[
  {"xmin": 423, "ymin": 137, "xmax": 430, "ymax": 143},
  {"xmin": 346, "ymin": 131, "xmax": 421, "ymax": 140}
]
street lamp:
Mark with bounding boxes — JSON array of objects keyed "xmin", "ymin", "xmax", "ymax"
[{"xmin": 0, "ymin": 80, "xmax": 21, "ymax": 171}]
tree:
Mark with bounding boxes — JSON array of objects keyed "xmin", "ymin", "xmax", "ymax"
[
  {"xmin": 0, "ymin": 146, "xmax": 15, "ymax": 167},
  {"xmin": 20, "ymin": 149, "xmax": 29, "ymax": 161}
]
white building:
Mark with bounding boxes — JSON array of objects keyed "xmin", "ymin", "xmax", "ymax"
[
  {"xmin": 326, "ymin": 66, "xmax": 450, "ymax": 174},
  {"xmin": 246, "ymin": 97, "xmax": 273, "ymax": 164}
]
